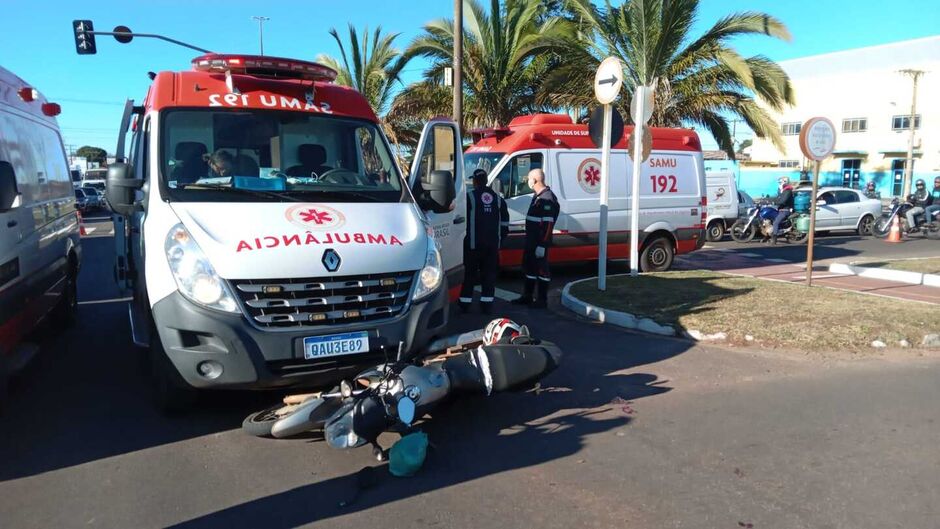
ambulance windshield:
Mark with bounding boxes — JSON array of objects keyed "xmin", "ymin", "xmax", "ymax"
[
  {"xmin": 463, "ymin": 153, "xmax": 504, "ymax": 184},
  {"xmin": 161, "ymin": 109, "xmax": 404, "ymax": 203}
]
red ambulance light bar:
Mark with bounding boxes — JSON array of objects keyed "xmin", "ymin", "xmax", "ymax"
[
  {"xmin": 18, "ymin": 87, "xmax": 38, "ymax": 102},
  {"xmin": 190, "ymin": 54, "xmax": 338, "ymax": 82},
  {"xmin": 42, "ymin": 102, "xmax": 61, "ymax": 116},
  {"xmin": 469, "ymin": 127, "xmax": 512, "ymax": 143}
]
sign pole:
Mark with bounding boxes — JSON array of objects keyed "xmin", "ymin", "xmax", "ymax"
[
  {"xmin": 598, "ymin": 104, "xmax": 613, "ymax": 290},
  {"xmin": 805, "ymin": 159, "xmax": 821, "ymax": 286},
  {"xmin": 629, "ymin": 88, "xmax": 646, "ymax": 277}
]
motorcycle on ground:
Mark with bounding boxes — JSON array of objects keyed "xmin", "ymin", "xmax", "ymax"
[
  {"xmin": 241, "ymin": 319, "xmax": 563, "ymax": 460},
  {"xmin": 730, "ymin": 200, "xmax": 808, "ymax": 244},
  {"xmin": 872, "ymin": 197, "xmax": 940, "ymax": 239}
]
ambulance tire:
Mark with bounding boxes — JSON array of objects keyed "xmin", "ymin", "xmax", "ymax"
[
  {"xmin": 149, "ymin": 335, "xmax": 197, "ymax": 414},
  {"xmin": 640, "ymin": 237, "xmax": 674, "ymax": 273},
  {"xmin": 705, "ymin": 220, "xmax": 725, "ymax": 242},
  {"xmin": 50, "ymin": 256, "xmax": 78, "ymax": 329}
]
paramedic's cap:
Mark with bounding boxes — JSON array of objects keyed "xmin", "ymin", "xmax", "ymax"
[{"xmin": 472, "ymin": 169, "xmax": 488, "ymax": 186}]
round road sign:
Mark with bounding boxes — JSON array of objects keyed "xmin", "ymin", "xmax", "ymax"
[
  {"xmin": 594, "ymin": 57, "xmax": 624, "ymax": 105},
  {"xmin": 799, "ymin": 117, "xmax": 836, "ymax": 161},
  {"xmin": 588, "ymin": 105, "xmax": 624, "ymax": 149}
]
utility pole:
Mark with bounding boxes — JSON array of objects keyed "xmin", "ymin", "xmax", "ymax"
[
  {"xmin": 898, "ymin": 69, "xmax": 924, "ymax": 198},
  {"xmin": 251, "ymin": 16, "xmax": 270, "ymax": 56},
  {"xmin": 453, "ymin": 0, "xmax": 463, "ymax": 132}
]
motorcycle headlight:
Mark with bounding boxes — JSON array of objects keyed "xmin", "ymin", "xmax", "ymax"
[
  {"xmin": 412, "ymin": 227, "xmax": 443, "ymax": 301},
  {"xmin": 165, "ymin": 224, "xmax": 239, "ymax": 313}
]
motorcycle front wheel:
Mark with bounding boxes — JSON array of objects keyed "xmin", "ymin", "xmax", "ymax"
[
  {"xmin": 242, "ymin": 403, "xmax": 299, "ymax": 438},
  {"xmin": 872, "ymin": 216, "xmax": 892, "ymax": 239},
  {"xmin": 730, "ymin": 220, "xmax": 756, "ymax": 243}
]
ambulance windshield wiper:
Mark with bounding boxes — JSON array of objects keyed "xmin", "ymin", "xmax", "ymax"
[{"xmin": 180, "ymin": 183, "xmax": 299, "ymax": 202}]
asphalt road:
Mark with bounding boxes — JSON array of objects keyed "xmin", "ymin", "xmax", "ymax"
[{"xmin": 1, "ymin": 217, "xmax": 938, "ymax": 528}]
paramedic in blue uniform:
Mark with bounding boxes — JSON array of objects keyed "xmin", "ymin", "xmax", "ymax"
[
  {"xmin": 511, "ymin": 168, "xmax": 560, "ymax": 309},
  {"xmin": 459, "ymin": 169, "xmax": 509, "ymax": 314}
]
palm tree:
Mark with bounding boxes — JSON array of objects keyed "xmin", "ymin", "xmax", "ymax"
[
  {"xmin": 389, "ymin": 0, "xmax": 574, "ymax": 130},
  {"xmin": 540, "ymin": 0, "xmax": 795, "ymax": 158},
  {"xmin": 316, "ymin": 25, "xmax": 408, "ymax": 117}
]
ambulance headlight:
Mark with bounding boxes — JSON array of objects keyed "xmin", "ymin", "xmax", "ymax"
[
  {"xmin": 413, "ymin": 232, "xmax": 443, "ymax": 301},
  {"xmin": 165, "ymin": 224, "xmax": 240, "ymax": 313}
]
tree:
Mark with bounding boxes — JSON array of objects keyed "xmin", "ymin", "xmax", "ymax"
[
  {"xmin": 540, "ymin": 0, "xmax": 795, "ymax": 159},
  {"xmin": 316, "ymin": 25, "xmax": 409, "ymax": 117},
  {"xmin": 391, "ymin": 0, "xmax": 574, "ymax": 130},
  {"xmin": 76, "ymin": 146, "xmax": 107, "ymax": 165}
]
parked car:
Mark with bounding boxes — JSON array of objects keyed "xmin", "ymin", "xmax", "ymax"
[
  {"xmin": 794, "ymin": 185, "xmax": 881, "ymax": 235},
  {"xmin": 737, "ymin": 190, "xmax": 755, "ymax": 218},
  {"xmin": 1, "ymin": 65, "xmax": 81, "ymax": 401}
]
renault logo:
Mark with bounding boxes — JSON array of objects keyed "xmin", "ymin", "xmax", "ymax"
[{"xmin": 321, "ymin": 248, "xmax": 341, "ymax": 272}]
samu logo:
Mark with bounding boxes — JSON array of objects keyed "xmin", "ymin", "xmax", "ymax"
[{"xmin": 285, "ymin": 204, "xmax": 346, "ymax": 230}]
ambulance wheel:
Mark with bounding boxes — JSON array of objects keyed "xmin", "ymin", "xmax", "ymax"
[
  {"xmin": 51, "ymin": 257, "xmax": 78, "ymax": 329},
  {"xmin": 705, "ymin": 220, "xmax": 725, "ymax": 242},
  {"xmin": 640, "ymin": 237, "xmax": 674, "ymax": 273},
  {"xmin": 149, "ymin": 336, "xmax": 197, "ymax": 414}
]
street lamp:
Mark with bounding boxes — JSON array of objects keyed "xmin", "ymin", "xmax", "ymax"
[{"xmin": 251, "ymin": 16, "xmax": 270, "ymax": 56}]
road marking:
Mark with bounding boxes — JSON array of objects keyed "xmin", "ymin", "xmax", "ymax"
[
  {"xmin": 473, "ymin": 286, "xmax": 519, "ymax": 301},
  {"xmin": 78, "ymin": 297, "xmax": 132, "ymax": 305},
  {"xmin": 765, "ymin": 258, "xmax": 790, "ymax": 263}
]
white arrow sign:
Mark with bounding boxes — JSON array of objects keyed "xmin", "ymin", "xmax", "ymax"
[{"xmin": 594, "ymin": 57, "xmax": 623, "ymax": 105}]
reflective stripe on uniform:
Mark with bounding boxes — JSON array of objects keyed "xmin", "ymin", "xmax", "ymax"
[
  {"xmin": 538, "ymin": 276, "xmax": 551, "ymax": 282},
  {"xmin": 468, "ymin": 191, "xmax": 477, "ymax": 250},
  {"xmin": 525, "ymin": 275, "xmax": 537, "ymax": 280},
  {"xmin": 459, "ymin": 297, "xmax": 473, "ymax": 303},
  {"xmin": 480, "ymin": 296, "xmax": 494, "ymax": 302}
]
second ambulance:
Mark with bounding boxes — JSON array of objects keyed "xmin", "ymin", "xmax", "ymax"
[
  {"xmin": 107, "ymin": 54, "xmax": 464, "ymax": 410},
  {"xmin": 465, "ymin": 113, "xmax": 707, "ymax": 271}
]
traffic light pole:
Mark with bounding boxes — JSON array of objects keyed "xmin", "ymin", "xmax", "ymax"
[{"xmin": 88, "ymin": 30, "xmax": 212, "ymax": 53}]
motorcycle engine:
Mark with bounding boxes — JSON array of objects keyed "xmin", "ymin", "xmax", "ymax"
[{"xmin": 760, "ymin": 219, "xmax": 774, "ymax": 237}]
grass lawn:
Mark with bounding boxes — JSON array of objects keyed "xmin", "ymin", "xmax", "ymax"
[
  {"xmin": 853, "ymin": 257, "xmax": 940, "ymax": 275},
  {"xmin": 570, "ymin": 271, "xmax": 940, "ymax": 352}
]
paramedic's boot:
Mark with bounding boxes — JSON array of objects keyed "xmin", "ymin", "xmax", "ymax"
[
  {"xmin": 511, "ymin": 279, "xmax": 535, "ymax": 305},
  {"xmin": 531, "ymin": 281, "xmax": 549, "ymax": 309}
]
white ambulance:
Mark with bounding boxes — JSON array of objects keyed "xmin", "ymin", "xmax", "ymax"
[
  {"xmin": 106, "ymin": 54, "xmax": 464, "ymax": 410},
  {"xmin": 465, "ymin": 114, "xmax": 706, "ymax": 271}
]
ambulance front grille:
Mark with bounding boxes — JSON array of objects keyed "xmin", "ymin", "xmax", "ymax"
[{"xmin": 230, "ymin": 271, "xmax": 416, "ymax": 328}]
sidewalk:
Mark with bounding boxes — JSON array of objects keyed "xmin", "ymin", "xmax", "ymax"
[{"xmin": 676, "ymin": 249, "xmax": 940, "ymax": 305}]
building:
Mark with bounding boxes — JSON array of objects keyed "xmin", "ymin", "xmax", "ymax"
[{"xmin": 744, "ymin": 36, "xmax": 939, "ymax": 199}]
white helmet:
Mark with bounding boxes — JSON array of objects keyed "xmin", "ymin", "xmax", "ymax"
[{"xmin": 483, "ymin": 318, "xmax": 529, "ymax": 345}]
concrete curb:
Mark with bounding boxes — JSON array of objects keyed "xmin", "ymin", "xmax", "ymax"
[
  {"xmin": 829, "ymin": 263, "xmax": 940, "ymax": 287},
  {"xmin": 561, "ymin": 277, "xmax": 676, "ymax": 336}
]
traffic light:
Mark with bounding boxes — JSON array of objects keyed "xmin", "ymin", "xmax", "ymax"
[{"xmin": 73, "ymin": 20, "xmax": 97, "ymax": 55}]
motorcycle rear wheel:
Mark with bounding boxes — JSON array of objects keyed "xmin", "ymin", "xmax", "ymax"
[
  {"xmin": 788, "ymin": 229, "xmax": 808, "ymax": 244},
  {"xmin": 730, "ymin": 220, "xmax": 756, "ymax": 243},
  {"xmin": 242, "ymin": 403, "xmax": 299, "ymax": 438}
]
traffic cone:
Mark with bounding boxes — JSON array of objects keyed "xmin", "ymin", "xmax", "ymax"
[
  {"xmin": 886, "ymin": 215, "xmax": 902, "ymax": 243},
  {"xmin": 77, "ymin": 210, "xmax": 86, "ymax": 236}
]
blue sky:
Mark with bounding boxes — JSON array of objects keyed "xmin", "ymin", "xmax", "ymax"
[{"xmin": 2, "ymin": 0, "xmax": 937, "ymax": 153}]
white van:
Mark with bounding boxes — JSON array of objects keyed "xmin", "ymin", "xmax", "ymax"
[
  {"xmin": 704, "ymin": 171, "xmax": 741, "ymax": 241},
  {"xmin": 0, "ymin": 66, "xmax": 81, "ymax": 396},
  {"xmin": 465, "ymin": 114, "xmax": 706, "ymax": 271},
  {"xmin": 105, "ymin": 54, "xmax": 464, "ymax": 410}
]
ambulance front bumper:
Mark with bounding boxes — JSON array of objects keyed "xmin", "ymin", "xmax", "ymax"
[{"xmin": 151, "ymin": 286, "xmax": 450, "ymax": 390}]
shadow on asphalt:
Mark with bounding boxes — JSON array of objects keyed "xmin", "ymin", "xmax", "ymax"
[
  {"xmin": 167, "ymin": 308, "xmax": 683, "ymax": 528},
  {"xmin": 0, "ymin": 233, "xmax": 690, "ymax": 525}
]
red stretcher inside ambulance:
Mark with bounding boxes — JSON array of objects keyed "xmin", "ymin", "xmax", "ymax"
[
  {"xmin": 465, "ymin": 114, "xmax": 707, "ymax": 272},
  {"xmin": 106, "ymin": 54, "xmax": 465, "ymax": 410}
]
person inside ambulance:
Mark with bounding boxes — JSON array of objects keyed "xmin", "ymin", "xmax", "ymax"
[
  {"xmin": 205, "ymin": 149, "xmax": 235, "ymax": 178},
  {"xmin": 459, "ymin": 169, "xmax": 509, "ymax": 314},
  {"xmin": 171, "ymin": 142, "xmax": 208, "ymax": 184},
  {"xmin": 511, "ymin": 168, "xmax": 559, "ymax": 309},
  {"xmin": 771, "ymin": 176, "xmax": 794, "ymax": 244}
]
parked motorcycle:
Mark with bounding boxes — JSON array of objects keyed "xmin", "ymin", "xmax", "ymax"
[
  {"xmin": 242, "ymin": 319, "xmax": 562, "ymax": 459},
  {"xmin": 872, "ymin": 197, "xmax": 940, "ymax": 239},
  {"xmin": 730, "ymin": 201, "xmax": 808, "ymax": 243}
]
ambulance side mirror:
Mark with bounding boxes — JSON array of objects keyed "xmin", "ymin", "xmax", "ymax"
[
  {"xmin": 106, "ymin": 162, "xmax": 143, "ymax": 217},
  {"xmin": 419, "ymin": 170, "xmax": 456, "ymax": 214}
]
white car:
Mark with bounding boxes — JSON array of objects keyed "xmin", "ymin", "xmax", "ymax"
[{"xmin": 795, "ymin": 185, "xmax": 881, "ymax": 235}]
